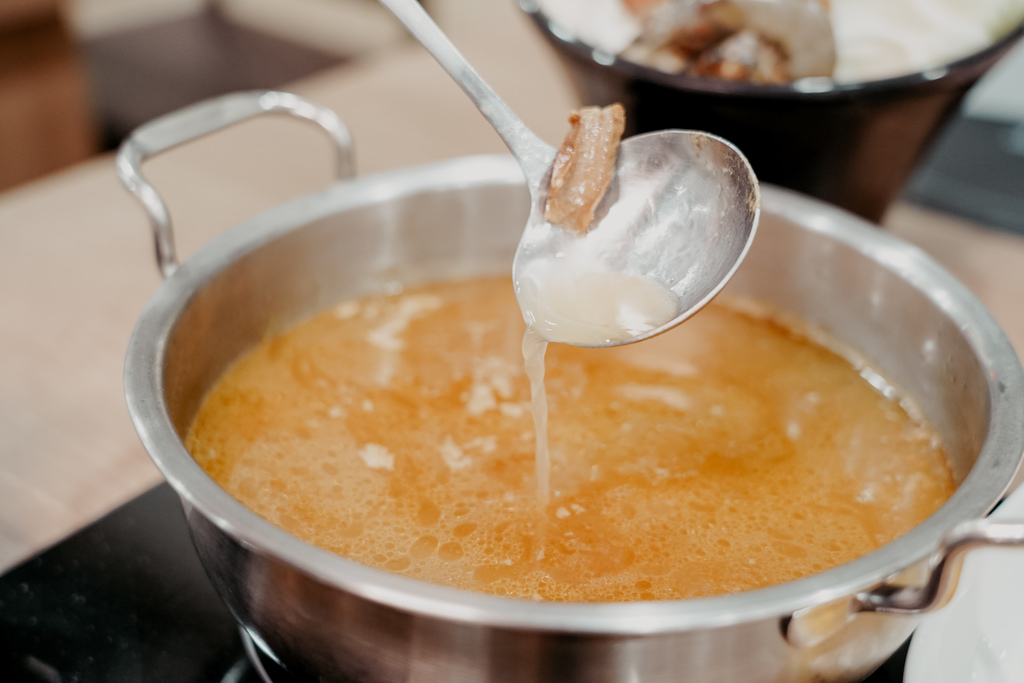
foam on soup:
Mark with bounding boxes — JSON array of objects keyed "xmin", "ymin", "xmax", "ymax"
[{"xmin": 187, "ymin": 276, "xmax": 954, "ymax": 602}]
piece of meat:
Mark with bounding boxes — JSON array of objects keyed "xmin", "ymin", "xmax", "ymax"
[
  {"xmin": 628, "ymin": 0, "xmax": 834, "ymax": 81},
  {"xmin": 544, "ymin": 104, "xmax": 626, "ymax": 235},
  {"xmin": 621, "ymin": 0, "xmax": 672, "ymax": 17},
  {"xmin": 691, "ymin": 28, "xmax": 790, "ymax": 83}
]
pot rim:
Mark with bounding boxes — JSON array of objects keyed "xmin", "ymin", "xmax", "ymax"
[
  {"xmin": 520, "ymin": 0, "xmax": 1024, "ymax": 101},
  {"xmin": 125, "ymin": 154, "xmax": 1024, "ymax": 634}
]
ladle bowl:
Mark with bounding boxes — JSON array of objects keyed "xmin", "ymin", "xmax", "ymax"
[{"xmin": 377, "ymin": 0, "xmax": 759, "ymax": 346}]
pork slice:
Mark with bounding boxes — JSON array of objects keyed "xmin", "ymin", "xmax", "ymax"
[{"xmin": 544, "ymin": 103, "xmax": 626, "ymax": 235}]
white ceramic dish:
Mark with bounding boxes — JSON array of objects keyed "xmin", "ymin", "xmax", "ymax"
[{"xmin": 905, "ymin": 485, "xmax": 1024, "ymax": 683}]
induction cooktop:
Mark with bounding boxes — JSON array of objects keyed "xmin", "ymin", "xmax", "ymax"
[
  {"xmin": 0, "ymin": 485, "xmax": 299, "ymax": 683},
  {"xmin": 0, "ymin": 483, "xmax": 910, "ymax": 682},
  {"xmin": 906, "ymin": 113, "xmax": 1024, "ymax": 235}
]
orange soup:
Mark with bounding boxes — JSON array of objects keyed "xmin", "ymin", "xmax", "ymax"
[{"xmin": 187, "ymin": 276, "xmax": 954, "ymax": 601}]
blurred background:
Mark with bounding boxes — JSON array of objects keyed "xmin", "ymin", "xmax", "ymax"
[
  {"xmin": 0, "ymin": 0, "xmax": 411, "ymax": 188},
  {"xmin": 1, "ymin": 0, "xmax": 1022, "ymax": 229}
]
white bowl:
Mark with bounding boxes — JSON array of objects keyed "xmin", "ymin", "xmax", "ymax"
[{"xmin": 905, "ymin": 485, "xmax": 1024, "ymax": 683}]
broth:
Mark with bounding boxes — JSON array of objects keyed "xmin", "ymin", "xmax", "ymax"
[{"xmin": 187, "ymin": 276, "xmax": 954, "ymax": 601}]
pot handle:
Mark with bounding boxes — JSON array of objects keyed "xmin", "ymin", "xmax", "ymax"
[
  {"xmin": 854, "ymin": 518, "xmax": 1024, "ymax": 615},
  {"xmin": 115, "ymin": 90, "xmax": 355, "ymax": 279},
  {"xmin": 783, "ymin": 518, "xmax": 1024, "ymax": 648}
]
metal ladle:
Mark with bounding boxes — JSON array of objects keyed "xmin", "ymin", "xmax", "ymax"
[{"xmin": 378, "ymin": 0, "xmax": 760, "ymax": 347}]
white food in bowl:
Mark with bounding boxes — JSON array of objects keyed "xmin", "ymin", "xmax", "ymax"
[
  {"xmin": 831, "ymin": 0, "xmax": 1024, "ymax": 82},
  {"xmin": 537, "ymin": 0, "xmax": 1024, "ymax": 82}
]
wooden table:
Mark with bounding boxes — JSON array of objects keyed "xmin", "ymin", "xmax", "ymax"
[{"xmin": 1, "ymin": 0, "xmax": 1022, "ymax": 574}]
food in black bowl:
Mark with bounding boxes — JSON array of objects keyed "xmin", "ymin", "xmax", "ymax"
[{"xmin": 523, "ymin": 0, "xmax": 1024, "ymax": 221}]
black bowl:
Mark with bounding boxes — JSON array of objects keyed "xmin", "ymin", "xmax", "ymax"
[{"xmin": 522, "ymin": 0, "xmax": 1024, "ymax": 221}]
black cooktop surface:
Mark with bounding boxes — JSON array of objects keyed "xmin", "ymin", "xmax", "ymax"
[
  {"xmin": 0, "ymin": 483, "xmax": 910, "ymax": 682},
  {"xmin": 0, "ymin": 484, "xmax": 300, "ymax": 683},
  {"xmin": 905, "ymin": 113, "xmax": 1024, "ymax": 235}
]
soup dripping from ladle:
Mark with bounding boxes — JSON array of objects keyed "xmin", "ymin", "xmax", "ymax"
[{"xmin": 377, "ymin": 0, "xmax": 760, "ymax": 347}]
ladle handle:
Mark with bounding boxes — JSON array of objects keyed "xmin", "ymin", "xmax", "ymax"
[
  {"xmin": 116, "ymin": 91, "xmax": 354, "ymax": 279},
  {"xmin": 376, "ymin": 0, "xmax": 554, "ymax": 188}
]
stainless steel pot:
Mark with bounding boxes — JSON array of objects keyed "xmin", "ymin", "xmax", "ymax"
[{"xmin": 121, "ymin": 92, "xmax": 1024, "ymax": 683}]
